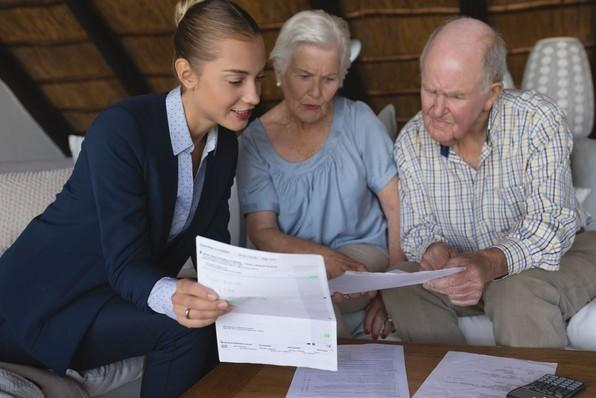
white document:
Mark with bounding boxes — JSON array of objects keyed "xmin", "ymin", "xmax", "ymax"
[
  {"xmin": 413, "ymin": 351, "xmax": 557, "ymax": 398},
  {"xmin": 196, "ymin": 236, "xmax": 337, "ymax": 371},
  {"xmin": 286, "ymin": 344, "xmax": 410, "ymax": 398},
  {"xmin": 328, "ymin": 267, "xmax": 463, "ymax": 294}
]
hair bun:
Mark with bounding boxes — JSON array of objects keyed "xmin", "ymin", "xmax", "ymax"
[{"xmin": 174, "ymin": 0, "xmax": 206, "ymax": 26}]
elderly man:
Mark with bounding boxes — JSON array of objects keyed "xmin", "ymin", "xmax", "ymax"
[{"xmin": 382, "ymin": 17, "xmax": 596, "ymax": 347}]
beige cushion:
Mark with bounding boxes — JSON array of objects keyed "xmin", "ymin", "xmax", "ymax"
[
  {"xmin": 0, "ymin": 367, "xmax": 45, "ymax": 398},
  {"xmin": 377, "ymin": 104, "xmax": 398, "ymax": 141},
  {"xmin": 0, "ymin": 167, "xmax": 72, "ymax": 255},
  {"xmin": 0, "ymin": 166, "xmax": 143, "ymax": 396},
  {"xmin": 66, "ymin": 356, "xmax": 143, "ymax": 397},
  {"xmin": 0, "ymin": 362, "xmax": 87, "ymax": 398}
]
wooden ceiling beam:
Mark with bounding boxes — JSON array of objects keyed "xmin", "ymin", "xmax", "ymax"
[
  {"xmin": 0, "ymin": 43, "xmax": 71, "ymax": 155},
  {"xmin": 64, "ymin": 0, "xmax": 150, "ymax": 96},
  {"xmin": 459, "ymin": 0, "xmax": 488, "ymax": 21},
  {"xmin": 309, "ymin": 0, "xmax": 366, "ymax": 102}
]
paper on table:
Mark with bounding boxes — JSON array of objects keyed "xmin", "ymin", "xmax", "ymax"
[
  {"xmin": 328, "ymin": 267, "xmax": 463, "ymax": 294},
  {"xmin": 196, "ymin": 236, "xmax": 337, "ymax": 371},
  {"xmin": 413, "ymin": 351, "xmax": 557, "ymax": 398},
  {"xmin": 286, "ymin": 344, "xmax": 410, "ymax": 398}
]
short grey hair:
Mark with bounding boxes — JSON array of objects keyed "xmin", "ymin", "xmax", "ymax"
[
  {"xmin": 270, "ymin": 10, "xmax": 351, "ymax": 86},
  {"xmin": 419, "ymin": 16, "xmax": 507, "ymax": 90}
]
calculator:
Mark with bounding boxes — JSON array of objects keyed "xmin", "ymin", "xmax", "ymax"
[{"xmin": 507, "ymin": 374, "xmax": 584, "ymax": 398}]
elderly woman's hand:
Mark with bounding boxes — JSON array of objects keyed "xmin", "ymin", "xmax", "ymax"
[
  {"xmin": 324, "ymin": 249, "xmax": 368, "ymax": 279},
  {"xmin": 171, "ymin": 279, "xmax": 231, "ymax": 328},
  {"xmin": 325, "ymin": 249, "xmax": 374, "ymax": 302},
  {"xmin": 364, "ymin": 294, "xmax": 394, "ymax": 340}
]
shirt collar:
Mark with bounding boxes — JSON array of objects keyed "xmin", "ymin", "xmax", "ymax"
[
  {"xmin": 203, "ymin": 126, "xmax": 218, "ymax": 161},
  {"xmin": 485, "ymin": 92, "xmax": 504, "ymax": 146},
  {"xmin": 440, "ymin": 144, "xmax": 450, "ymax": 158},
  {"xmin": 166, "ymin": 86, "xmax": 219, "ymax": 157}
]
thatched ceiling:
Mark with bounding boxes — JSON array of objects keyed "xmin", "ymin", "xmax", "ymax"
[{"xmin": 0, "ymin": 0, "xmax": 594, "ymax": 154}]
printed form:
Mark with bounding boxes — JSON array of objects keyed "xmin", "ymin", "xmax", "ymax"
[
  {"xmin": 286, "ymin": 344, "xmax": 410, "ymax": 398},
  {"xmin": 196, "ymin": 236, "xmax": 337, "ymax": 371},
  {"xmin": 329, "ymin": 267, "xmax": 463, "ymax": 294},
  {"xmin": 413, "ymin": 351, "xmax": 557, "ymax": 398}
]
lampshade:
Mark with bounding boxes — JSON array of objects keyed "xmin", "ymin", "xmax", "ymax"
[{"xmin": 522, "ymin": 37, "xmax": 594, "ymax": 139}]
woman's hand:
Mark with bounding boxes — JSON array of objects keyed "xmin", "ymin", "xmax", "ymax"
[
  {"xmin": 325, "ymin": 249, "xmax": 373, "ymax": 302},
  {"xmin": 324, "ymin": 249, "xmax": 368, "ymax": 279},
  {"xmin": 171, "ymin": 278, "xmax": 230, "ymax": 328},
  {"xmin": 364, "ymin": 294, "xmax": 394, "ymax": 340}
]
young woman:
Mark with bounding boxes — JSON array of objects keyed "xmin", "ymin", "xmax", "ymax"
[{"xmin": 0, "ymin": 1, "xmax": 265, "ymax": 396}]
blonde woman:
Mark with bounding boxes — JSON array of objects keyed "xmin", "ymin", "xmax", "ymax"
[{"xmin": 0, "ymin": 1, "xmax": 265, "ymax": 396}]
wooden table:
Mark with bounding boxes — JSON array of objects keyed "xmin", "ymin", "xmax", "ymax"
[{"xmin": 183, "ymin": 340, "xmax": 596, "ymax": 397}]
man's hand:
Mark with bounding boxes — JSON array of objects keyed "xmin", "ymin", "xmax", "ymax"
[
  {"xmin": 420, "ymin": 242, "xmax": 459, "ymax": 270},
  {"xmin": 423, "ymin": 248, "xmax": 508, "ymax": 306}
]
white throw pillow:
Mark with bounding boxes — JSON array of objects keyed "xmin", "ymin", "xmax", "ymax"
[
  {"xmin": 66, "ymin": 356, "xmax": 143, "ymax": 397},
  {"xmin": 0, "ymin": 362, "xmax": 88, "ymax": 398},
  {"xmin": 0, "ymin": 168, "xmax": 73, "ymax": 255},
  {"xmin": 69, "ymin": 134, "xmax": 85, "ymax": 163},
  {"xmin": 377, "ymin": 104, "xmax": 398, "ymax": 141},
  {"xmin": 566, "ymin": 298, "xmax": 596, "ymax": 350},
  {"xmin": 575, "ymin": 186, "xmax": 592, "ymax": 229},
  {"xmin": 0, "ymin": 367, "xmax": 45, "ymax": 398}
]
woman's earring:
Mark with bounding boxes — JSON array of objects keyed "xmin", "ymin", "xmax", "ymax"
[{"xmin": 276, "ymin": 81, "xmax": 281, "ymax": 88}]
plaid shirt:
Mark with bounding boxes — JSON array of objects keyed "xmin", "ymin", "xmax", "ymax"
[{"xmin": 395, "ymin": 90, "xmax": 578, "ymax": 275}]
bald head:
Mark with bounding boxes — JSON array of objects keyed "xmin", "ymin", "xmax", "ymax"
[{"xmin": 420, "ymin": 17, "xmax": 506, "ymax": 89}]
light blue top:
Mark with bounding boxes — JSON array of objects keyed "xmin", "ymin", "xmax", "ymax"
[
  {"xmin": 166, "ymin": 86, "xmax": 218, "ymax": 241},
  {"xmin": 237, "ymin": 96, "xmax": 397, "ymax": 251},
  {"xmin": 148, "ymin": 86, "xmax": 218, "ymax": 320}
]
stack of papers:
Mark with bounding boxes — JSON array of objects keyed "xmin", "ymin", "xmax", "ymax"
[
  {"xmin": 286, "ymin": 344, "xmax": 410, "ymax": 398},
  {"xmin": 413, "ymin": 351, "xmax": 557, "ymax": 398}
]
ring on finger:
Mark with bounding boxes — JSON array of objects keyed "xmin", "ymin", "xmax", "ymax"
[{"xmin": 185, "ymin": 307, "xmax": 191, "ymax": 320}]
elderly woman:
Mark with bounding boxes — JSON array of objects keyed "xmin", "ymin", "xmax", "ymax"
[{"xmin": 237, "ymin": 10, "xmax": 403, "ymax": 338}]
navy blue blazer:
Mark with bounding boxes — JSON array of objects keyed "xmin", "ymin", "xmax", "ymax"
[{"xmin": 0, "ymin": 93, "xmax": 237, "ymax": 374}]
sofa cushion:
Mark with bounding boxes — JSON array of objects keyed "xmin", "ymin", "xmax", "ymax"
[
  {"xmin": 0, "ymin": 366, "xmax": 46, "ymax": 398},
  {"xmin": 572, "ymin": 138, "xmax": 596, "ymax": 230},
  {"xmin": 0, "ymin": 167, "xmax": 72, "ymax": 255},
  {"xmin": 377, "ymin": 104, "xmax": 398, "ymax": 141},
  {"xmin": 567, "ymin": 297, "xmax": 596, "ymax": 350},
  {"xmin": 457, "ymin": 315, "xmax": 496, "ymax": 346},
  {"xmin": 66, "ymin": 356, "xmax": 143, "ymax": 397},
  {"xmin": 0, "ymin": 362, "xmax": 87, "ymax": 398}
]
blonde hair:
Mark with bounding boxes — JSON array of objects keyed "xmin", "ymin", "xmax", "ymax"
[
  {"xmin": 174, "ymin": 0, "xmax": 260, "ymax": 69},
  {"xmin": 270, "ymin": 10, "xmax": 351, "ymax": 86}
]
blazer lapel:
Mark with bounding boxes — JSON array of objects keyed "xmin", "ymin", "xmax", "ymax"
[
  {"xmin": 148, "ymin": 100, "xmax": 177, "ymax": 250},
  {"xmin": 192, "ymin": 128, "xmax": 236, "ymax": 235}
]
